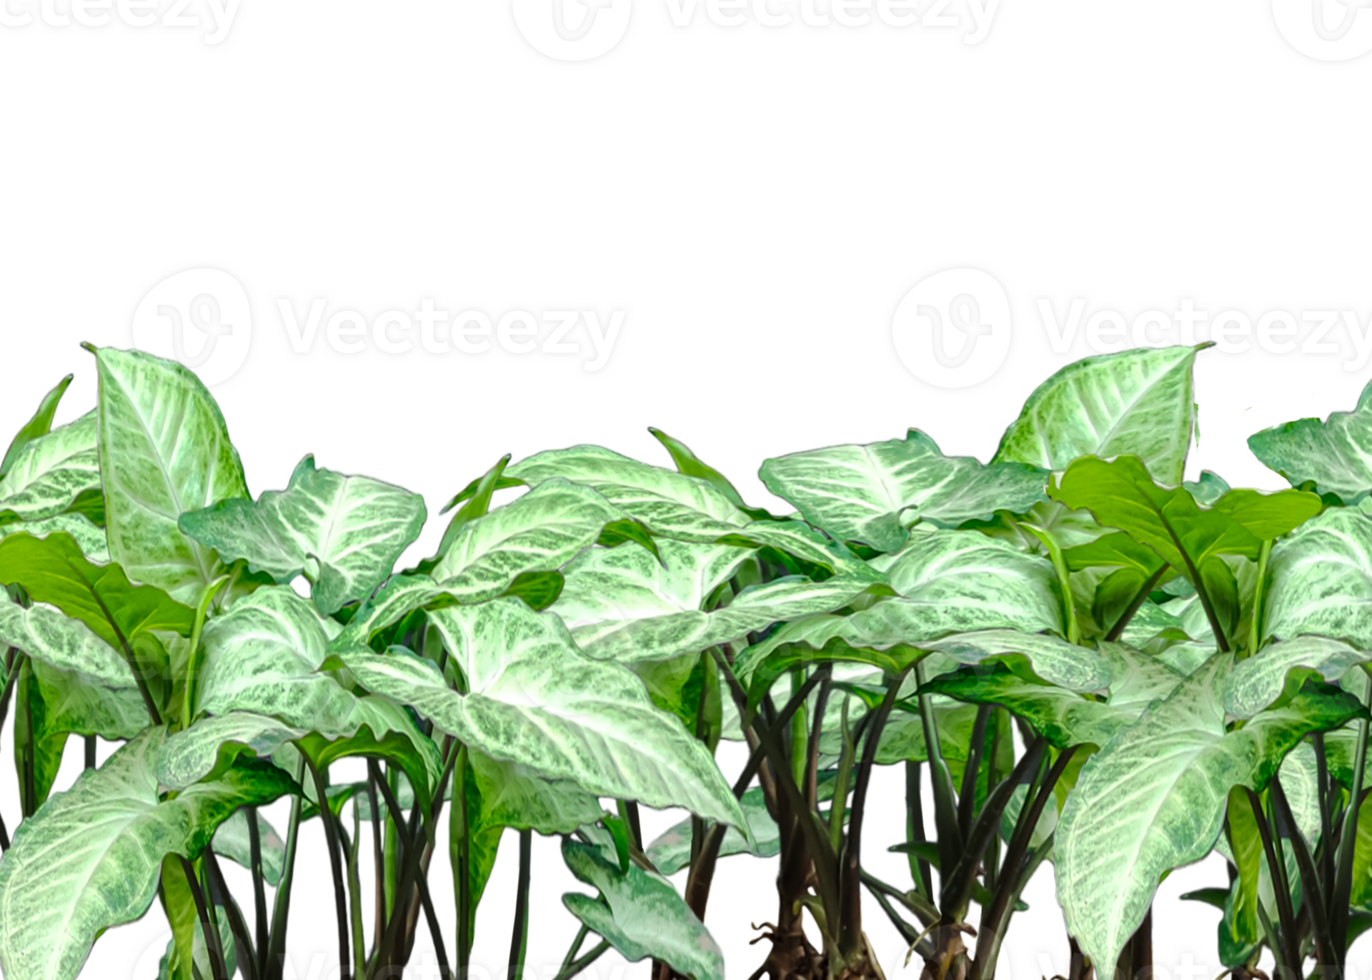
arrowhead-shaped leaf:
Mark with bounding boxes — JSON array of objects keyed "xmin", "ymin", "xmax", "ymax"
[
  {"xmin": 993, "ymin": 345, "xmax": 1206, "ymax": 485},
  {"xmin": 333, "ymin": 599, "xmax": 746, "ymax": 829},
  {"xmin": 1264, "ymin": 507, "xmax": 1372, "ymax": 648},
  {"xmin": 180, "ymin": 455, "xmax": 427, "ymax": 614},
  {"xmin": 0, "ymin": 729, "xmax": 294, "ymax": 980},
  {"xmin": 759, "ymin": 430, "xmax": 1048, "ymax": 553},
  {"xmin": 562, "ymin": 839, "xmax": 724, "ymax": 980},
  {"xmin": 92, "ymin": 346, "xmax": 250, "ymax": 603},
  {"xmin": 433, "ymin": 479, "xmax": 626, "ymax": 603},
  {"xmin": 1248, "ymin": 380, "xmax": 1372, "ymax": 502},
  {"xmin": 1056, "ymin": 655, "xmax": 1362, "ymax": 972},
  {"xmin": 554, "ymin": 539, "xmax": 874, "ymax": 663},
  {"xmin": 0, "ymin": 412, "xmax": 102, "ymax": 526}
]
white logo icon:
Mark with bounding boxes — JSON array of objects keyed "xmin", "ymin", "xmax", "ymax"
[
  {"xmin": 1273, "ymin": 0, "xmax": 1372, "ymax": 60},
  {"xmin": 131, "ymin": 269, "xmax": 252, "ymax": 386},
  {"xmin": 892, "ymin": 269, "xmax": 1012, "ymax": 389},
  {"xmin": 512, "ymin": 0, "xmax": 631, "ymax": 61}
]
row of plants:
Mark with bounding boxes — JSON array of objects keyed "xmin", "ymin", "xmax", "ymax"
[{"xmin": 0, "ymin": 342, "xmax": 1368, "ymax": 980}]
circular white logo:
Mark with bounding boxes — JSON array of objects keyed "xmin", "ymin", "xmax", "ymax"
[
  {"xmin": 131, "ymin": 269, "xmax": 253, "ymax": 387},
  {"xmin": 512, "ymin": 0, "xmax": 631, "ymax": 62},
  {"xmin": 892, "ymin": 269, "xmax": 1012, "ymax": 389},
  {"xmin": 1273, "ymin": 0, "xmax": 1372, "ymax": 60}
]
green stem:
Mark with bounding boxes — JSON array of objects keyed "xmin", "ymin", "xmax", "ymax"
[
  {"xmin": 451, "ymin": 745, "xmax": 472, "ymax": 972},
  {"xmin": 247, "ymin": 807, "xmax": 270, "ymax": 980},
  {"xmin": 1104, "ymin": 565, "xmax": 1169, "ymax": 643},
  {"xmin": 264, "ymin": 763, "xmax": 304, "ymax": 980},
  {"xmin": 917, "ymin": 661, "xmax": 964, "ymax": 875},
  {"xmin": 181, "ymin": 575, "xmax": 229, "ymax": 731},
  {"xmin": 180, "ymin": 857, "xmax": 229, "ymax": 980},
  {"xmin": 307, "ymin": 759, "xmax": 352, "ymax": 980},
  {"xmin": 346, "ymin": 804, "xmax": 367, "ymax": 980},
  {"xmin": 1247, "ymin": 788, "xmax": 1299, "ymax": 971},
  {"xmin": 789, "ymin": 668, "xmax": 808, "ymax": 788},
  {"xmin": 905, "ymin": 761, "xmax": 933, "ymax": 900},
  {"xmin": 830, "ymin": 695, "xmax": 856, "ymax": 853},
  {"xmin": 204, "ymin": 847, "xmax": 258, "ymax": 980},
  {"xmin": 1246, "ymin": 540, "xmax": 1272, "ymax": 661},
  {"xmin": 1270, "ymin": 777, "xmax": 1333, "ymax": 965},
  {"xmin": 552, "ymin": 940, "xmax": 610, "ymax": 980},
  {"xmin": 957, "ymin": 705, "xmax": 992, "ymax": 839},
  {"xmin": 1333, "ymin": 709, "xmax": 1370, "ymax": 959},
  {"xmin": 507, "ymin": 829, "xmax": 532, "ymax": 980}
]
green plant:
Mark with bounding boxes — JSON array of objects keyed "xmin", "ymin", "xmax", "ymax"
[{"xmin": 0, "ymin": 342, "xmax": 1370, "ymax": 980}]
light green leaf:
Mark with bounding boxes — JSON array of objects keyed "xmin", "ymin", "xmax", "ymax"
[
  {"xmin": 993, "ymin": 345, "xmax": 1205, "ymax": 485},
  {"xmin": 1265, "ymin": 507, "xmax": 1372, "ymax": 648},
  {"xmin": 0, "ymin": 375, "xmax": 73, "ymax": 482},
  {"xmin": 556, "ymin": 540, "xmax": 873, "ymax": 664},
  {"xmin": 1099, "ymin": 642, "xmax": 1187, "ymax": 708},
  {"xmin": 562, "ymin": 839, "xmax": 724, "ymax": 980},
  {"xmin": 333, "ymin": 600, "xmax": 746, "ymax": 829},
  {"xmin": 194, "ymin": 587, "xmax": 354, "ymax": 726},
  {"xmin": 179, "ymin": 455, "xmax": 427, "ymax": 614},
  {"xmin": 642, "ymin": 785, "xmax": 784, "ymax": 872},
  {"xmin": 1226, "ymin": 636, "xmax": 1368, "ymax": 718},
  {"xmin": 27, "ymin": 657, "xmax": 148, "ymax": 744},
  {"xmin": 0, "ymin": 532, "xmax": 194, "ymax": 651},
  {"xmin": 0, "ymin": 515, "xmax": 109, "ymax": 562},
  {"xmin": 1248, "ymin": 380, "xmax": 1372, "ymax": 502},
  {"xmin": 212, "ymin": 808, "xmax": 286, "ymax": 887},
  {"xmin": 1056, "ymin": 656, "xmax": 1361, "ymax": 971},
  {"xmin": 0, "ymin": 413, "xmax": 101, "ymax": 526},
  {"xmin": 759, "ymin": 430, "xmax": 1048, "ymax": 553},
  {"xmin": 0, "ymin": 729, "xmax": 294, "ymax": 980},
  {"xmin": 92, "ymin": 346, "xmax": 250, "ymax": 603},
  {"xmin": 0, "ymin": 600, "xmax": 138, "ymax": 689},
  {"xmin": 433, "ymin": 479, "xmax": 624, "ymax": 604}
]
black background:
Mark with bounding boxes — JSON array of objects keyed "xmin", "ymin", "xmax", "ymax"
[{"xmin": 2, "ymin": 0, "xmax": 1372, "ymax": 971}]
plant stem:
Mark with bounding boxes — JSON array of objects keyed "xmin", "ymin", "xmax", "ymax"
[
  {"xmin": 905, "ymin": 761, "xmax": 933, "ymax": 900},
  {"xmin": 83, "ymin": 735, "xmax": 95, "ymax": 770},
  {"xmin": 180, "ymin": 856, "xmax": 229, "ymax": 980},
  {"xmin": 1270, "ymin": 776, "xmax": 1332, "ymax": 965},
  {"xmin": 1246, "ymin": 541, "xmax": 1272, "ymax": 661},
  {"xmin": 830, "ymin": 695, "xmax": 857, "ymax": 853},
  {"xmin": 345, "ymin": 806, "xmax": 367, "ymax": 980},
  {"xmin": 1104, "ymin": 565, "xmax": 1169, "ymax": 643},
  {"xmin": 264, "ymin": 762, "xmax": 304, "ymax": 980},
  {"xmin": 1246, "ymin": 788, "xmax": 1299, "ymax": 971},
  {"xmin": 958, "ymin": 705, "xmax": 992, "ymax": 838},
  {"xmin": 1332, "ymin": 710, "xmax": 1370, "ymax": 959},
  {"xmin": 917, "ymin": 661, "xmax": 965, "ymax": 875},
  {"xmin": 181, "ymin": 575, "xmax": 228, "ymax": 730},
  {"xmin": 205, "ymin": 847, "xmax": 258, "ymax": 980},
  {"xmin": 364, "ymin": 769, "xmax": 384, "ymax": 962},
  {"xmin": 839, "ymin": 671, "xmax": 906, "ymax": 961},
  {"xmin": 452, "ymin": 745, "xmax": 472, "ymax": 973},
  {"xmin": 551, "ymin": 940, "xmax": 610, "ymax": 980},
  {"xmin": 508, "ymin": 829, "xmax": 532, "ymax": 980},
  {"xmin": 247, "ymin": 807, "xmax": 269, "ymax": 979},
  {"xmin": 558, "ymin": 924, "xmax": 590, "ymax": 973},
  {"xmin": 306, "ymin": 759, "xmax": 352, "ymax": 980},
  {"xmin": 806, "ymin": 672, "xmax": 831, "ymax": 812},
  {"xmin": 369, "ymin": 762, "xmax": 452, "ymax": 980}
]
